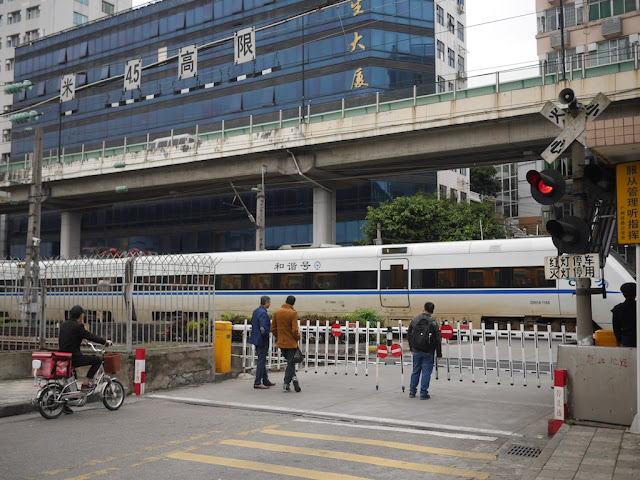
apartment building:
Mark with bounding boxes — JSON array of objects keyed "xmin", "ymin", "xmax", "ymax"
[{"xmin": 434, "ymin": 0, "xmax": 467, "ymax": 92}]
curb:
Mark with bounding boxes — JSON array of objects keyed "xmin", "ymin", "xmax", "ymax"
[
  {"xmin": 520, "ymin": 423, "xmax": 570, "ymax": 480},
  {"xmin": 0, "ymin": 402, "xmax": 37, "ymax": 418}
]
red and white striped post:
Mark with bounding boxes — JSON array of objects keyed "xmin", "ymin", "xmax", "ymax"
[
  {"xmin": 134, "ymin": 348, "xmax": 146, "ymax": 395},
  {"xmin": 548, "ymin": 368, "xmax": 567, "ymax": 436}
]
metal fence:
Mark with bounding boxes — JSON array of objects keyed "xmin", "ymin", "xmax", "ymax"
[
  {"xmin": 236, "ymin": 320, "xmax": 577, "ymax": 387},
  {"xmin": 0, "ymin": 255, "xmax": 218, "ymax": 353}
]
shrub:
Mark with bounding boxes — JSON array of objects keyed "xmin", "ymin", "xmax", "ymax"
[{"xmin": 348, "ymin": 308, "xmax": 384, "ymax": 328}]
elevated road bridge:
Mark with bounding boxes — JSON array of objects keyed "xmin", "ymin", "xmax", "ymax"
[{"xmin": 1, "ymin": 62, "xmax": 639, "ymax": 216}]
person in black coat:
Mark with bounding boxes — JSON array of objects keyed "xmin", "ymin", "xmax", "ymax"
[
  {"xmin": 59, "ymin": 305, "xmax": 112, "ymax": 390},
  {"xmin": 612, "ymin": 282, "xmax": 637, "ymax": 347}
]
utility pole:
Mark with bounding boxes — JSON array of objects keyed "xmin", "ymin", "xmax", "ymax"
[
  {"xmin": 570, "ymin": 141, "xmax": 594, "ymax": 345},
  {"xmin": 21, "ymin": 127, "xmax": 43, "ymax": 328},
  {"xmin": 253, "ymin": 165, "xmax": 266, "ymax": 251}
]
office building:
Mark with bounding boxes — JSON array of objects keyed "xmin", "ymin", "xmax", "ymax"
[{"xmin": 4, "ymin": 0, "xmax": 469, "ymax": 257}]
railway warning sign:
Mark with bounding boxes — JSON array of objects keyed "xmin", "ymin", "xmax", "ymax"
[
  {"xmin": 544, "ymin": 254, "xmax": 600, "ymax": 280},
  {"xmin": 616, "ymin": 161, "xmax": 640, "ymax": 245},
  {"xmin": 330, "ymin": 323, "xmax": 341, "ymax": 338},
  {"xmin": 377, "ymin": 345, "xmax": 388, "ymax": 358},
  {"xmin": 390, "ymin": 343, "xmax": 402, "ymax": 357},
  {"xmin": 440, "ymin": 324, "xmax": 454, "ymax": 340}
]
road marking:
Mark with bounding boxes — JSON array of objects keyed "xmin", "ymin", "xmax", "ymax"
[
  {"xmin": 260, "ymin": 428, "xmax": 497, "ymax": 460},
  {"xmin": 63, "ymin": 467, "xmax": 120, "ymax": 480},
  {"xmin": 166, "ymin": 451, "xmax": 376, "ymax": 480},
  {"xmin": 294, "ymin": 418, "xmax": 498, "ymax": 441},
  {"xmin": 149, "ymin": 394, "xmax": 516, "ymax": 437},
  {"xmin": 220, "ymin": 439, "xmax": 491, "ymax": 479}
]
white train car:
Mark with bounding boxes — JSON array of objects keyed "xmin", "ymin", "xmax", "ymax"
[
  {"xmin": 0, "ymin": 237, "xmax": 634, "ymax": 330},
  {"xmin": 206, "ymin": 236, "xmax": 633, "ymax": 330}
]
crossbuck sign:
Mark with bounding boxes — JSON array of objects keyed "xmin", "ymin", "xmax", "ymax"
[{"xmin": 540, "ymin": 92, "xmax": 611, "ymax": 164}]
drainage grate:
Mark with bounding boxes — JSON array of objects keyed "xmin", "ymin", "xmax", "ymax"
[{"xmin": 506, "ymin": 445, "xmax": 542, "ymax": 458}]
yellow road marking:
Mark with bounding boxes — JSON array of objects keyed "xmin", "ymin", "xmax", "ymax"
[
  {"xmin": 166, "ymin": 451, "xmax": 376, "ymax": 480},
  {"xmin": 64, "ymin": 467, "xmax": 119, "ymax": 480},
  {"xmin": 220, "ymin": 439, "xmax": 491, "ymax": 480},
  {"xmin": 261, "ymin": 428, "xmax": 497, "ymax": 461}
]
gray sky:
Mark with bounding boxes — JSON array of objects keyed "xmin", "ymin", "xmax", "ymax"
[{"xmin": 131, "ymin": 0, "xmax": 539, "ymax": 83}]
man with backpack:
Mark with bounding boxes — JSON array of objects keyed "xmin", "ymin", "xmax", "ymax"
[{"xmin": 407, "ymin": 302, "xmax": 442, "ymax": 399}]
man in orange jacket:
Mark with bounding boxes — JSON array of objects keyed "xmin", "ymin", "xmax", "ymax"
[{"xmin": 271, "ymin": 295, "xmax": 301, "ymax": 392}]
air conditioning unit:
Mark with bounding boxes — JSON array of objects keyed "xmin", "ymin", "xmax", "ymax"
[
  {"xmin": 457, "ymin": 4, "xmax": 464, "ymax": 13},
  {"xmin": 602, "ymin": 17, "xmax": 622, "ymax": 38},
  {"xmin": 456, "ymin": 71, "xmax": 467, "ymax": 80},
  {"xmin": 550, "ymin": 30, "xmax": 571, "ymax": 49}
]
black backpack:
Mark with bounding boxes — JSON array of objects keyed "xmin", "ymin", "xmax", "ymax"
[{"xmin": 411, "ymin": 315, "xmax": 440, "ymax": 353}]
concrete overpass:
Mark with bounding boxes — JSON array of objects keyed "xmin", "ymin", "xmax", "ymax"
[{"xmin": 2, "ymin": 64, "xmax": 640, "ymax": 251}]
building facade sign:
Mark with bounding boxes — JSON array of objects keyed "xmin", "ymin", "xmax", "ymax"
[{"xmin": 617, "ymin": 161, "xmax": 640, "ymax": 244}]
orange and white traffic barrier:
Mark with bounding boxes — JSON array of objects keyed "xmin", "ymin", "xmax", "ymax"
[{"xmin": 134, "ymin": 348, "xmax": 146, "ymax": 395}]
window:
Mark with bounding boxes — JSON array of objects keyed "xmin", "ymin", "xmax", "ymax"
[
  {"xmin": 457, "ymin": 22, "xmax": 464, "ymax": 41},
  {"xmin": 448, "ymin": 48, "xmax": 455, "ymax": 67},
  {"xmin": 7, "ymin": 10, "xmax": 21, "ymax": 24},
  {"xmin": 589, "ymin": 0, "xmax": 637, "ymax": 21},
  {"xmin": 27, "ymin": 6, "xmax": 40, "ymax": 19},
  {"xmin": 448, "ymin": 81, "xmax": 453, "ymax": 91},
  {"xmin": 7, "ymin": 34, "xmax": 19, "ymax": 48},
  {"xmin": 590, "ymin": 37, "xmax": 630, "ymax": 65},
  {"xmin": 447, "ymin": 14, "xmax": 455, "ymax": 33},
  {"xmin": 461, "ymin": 192, "xmax": 468, "ymax": 202},
  {"xmin": 5, "ymin": 58, "xmax": 14, "ymax": 71},
  {"xmin": 436, "ymin": 5, "xmax": 444, "ymax": 25},
  {"xmin": 0, "ymin": 15, "xmax": 3, "ymax": 27},
  {"xmin": 546, "ymin": 48, "xmax": 581, "ymax": 73},
  {"xmin": 539, "ymin": 3, "xmax": 583, "ymax": 34},
  {"xmin": 437, "ymin": 76, "xmax": 445, "ymax": 93},
  {"xmin": 439, "ymin": 184, "xmax": 447, "ymax": 198},
  {"xmin": 75, "ymin": 0, "xmax": 89, "ymax": 5},
  {"xmin": 73, "ymin": 12, "xmax": 88, "ymax": 25},
  {"xmin": 24, "ymin": 29, "xmax": 39, "ymax": 42},
  {"xmin": 102, "ymin": 1, "xmax": 115, "ymax": 15},
  {"xmin": 1, "ymin": 153, "xmax": 9, "ymax": 165},
  {"xmin": 458, "ymin": 55, "xmax": 465, "ymax": 72},
  {"xmin": 437, "ymin": 40, "xmax": 444, "ymax": 60},
  {"xmin": 2, "ymin": 129, "xmax": 11, "ymax": 143}
]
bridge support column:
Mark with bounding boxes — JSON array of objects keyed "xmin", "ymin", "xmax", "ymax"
[
  {"xmin": 313, "ymin": 188, "xmax": 335, "ymax": 245},
  {"xmin": 60, "ymin": 212, "xmax": 82, "ymax": 259}
]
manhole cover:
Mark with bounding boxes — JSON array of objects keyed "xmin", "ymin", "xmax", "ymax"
[{"xmin": 506, "ymin": 445, "xmax": 541, "ymax": 458}]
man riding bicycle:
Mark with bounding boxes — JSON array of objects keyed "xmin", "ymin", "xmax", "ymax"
[{"xmin": 58, "ymin": 305, "xmax": 112, "ymax": 414}]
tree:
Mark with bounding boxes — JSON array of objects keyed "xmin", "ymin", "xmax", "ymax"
[
  {"xmin": 470, "ymin": 166, "xmax": 501, "ymax": 197},
  {"xmin": 361, "ymin": 192, "xmax": 505, "ymax": 244}
]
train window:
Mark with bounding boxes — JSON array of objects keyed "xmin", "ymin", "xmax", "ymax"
[
  {"xmin": 466, "ymin": 268, "xmax": 500, "ymax": 288},
  {"xmin": 250, "ymin": 274, "xmax": 273, "ymax": 290},
  {"xmin": 512, "ymin": 267, "xmax": 555, "ymax": 288},
  {"xmin": 313, "ymin": 273, "xmax": 337, "ymax": 289},
  {"xmin": 280, "ymin": 273, "xmax": 304, "ymax": 290},
  {"xmin": 437, "ymin": 270, "xmax": 456, "ymax": 288},
  {"xmin": 219, "ymin": 274, "xmax": 242, "ymax": 290},
  {"xmin": 381, "ymin": 265, "xmax": 407, "ymax": 289},
  {"xmin": 338, "ymin": 271, "xmax": 377, "ymax": 289},
  {"xmin": 411, "ymin": 269, "xmax": 436, "ymax": 289}
]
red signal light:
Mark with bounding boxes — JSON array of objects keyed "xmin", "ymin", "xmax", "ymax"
[{"xmin": 526, "ymin": 169, "xmax": 566, "ymax": 205}]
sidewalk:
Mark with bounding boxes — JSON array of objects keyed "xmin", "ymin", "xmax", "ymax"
[{"xmin": 2, "ymin": 365, "xmax": 639, "ymax": 479}]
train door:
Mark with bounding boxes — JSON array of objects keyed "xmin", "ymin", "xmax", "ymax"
[{"xmin": 379, "ymin": 259, "xmax": 410, "ymax": 308}]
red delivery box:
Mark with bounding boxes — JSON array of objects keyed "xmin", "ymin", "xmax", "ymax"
[{"xmin": 32, "ymin": 351, "xmax": 72, "ymax": 378}]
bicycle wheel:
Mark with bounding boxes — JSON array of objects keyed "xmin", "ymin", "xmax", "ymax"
[
  {"xmin": 38, "ymin": 384, "xmax": 64, "ymax": 419},
  {"xmin": 102, "ymin": 380, "xmax": 125, "ymax": 410}
]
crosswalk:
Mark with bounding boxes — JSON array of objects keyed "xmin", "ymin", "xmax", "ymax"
[{"xmin": 164, "ymin": 420, "xmax": 499, "ymax": 480}]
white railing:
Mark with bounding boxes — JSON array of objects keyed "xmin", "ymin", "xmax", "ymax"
[{"xmin": 236, "ymin": 319, "xmax": 577, "ymax": 387}]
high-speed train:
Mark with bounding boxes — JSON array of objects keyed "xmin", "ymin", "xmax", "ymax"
[{"xmin": 0, "ymin": 237, "xmax": 634, "ymax": 330}]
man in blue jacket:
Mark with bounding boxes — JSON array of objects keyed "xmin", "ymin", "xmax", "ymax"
[{"xmin": 248, "ymin": 296, "xmax": 275, "ymax": 389}]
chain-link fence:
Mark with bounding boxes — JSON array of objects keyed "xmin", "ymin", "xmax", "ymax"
[{"xmin": 0, "ymin": 255, "xmax": 218, "ymax": 353}]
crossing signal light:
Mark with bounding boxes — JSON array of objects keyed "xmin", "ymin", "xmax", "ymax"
[
  {"xmin": 546, "ymin": 216, "xmax": 590, "ymax": 254},
  {"xmin": 584, "ymin": 164, "xmax": 616, "ymax": 202},
  {"xmin": 9, "ymin": 111, "xmax": 39, "ymax": 124},
  {"xmin": 526, "ymin": 169, "xmax": 566, "ymax": 205},
  {"xmin": 4, "ymin": 80, "xmax": 33, "ymax": 94}
]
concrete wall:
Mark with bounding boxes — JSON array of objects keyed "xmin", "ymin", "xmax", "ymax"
[
  {"xmin": 557, "ymin": 345, "xmax": 638, "ymax": 426},
  {"xmin": 1, "ymin": 347, "xmax": 218, "ymax": 393}
]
